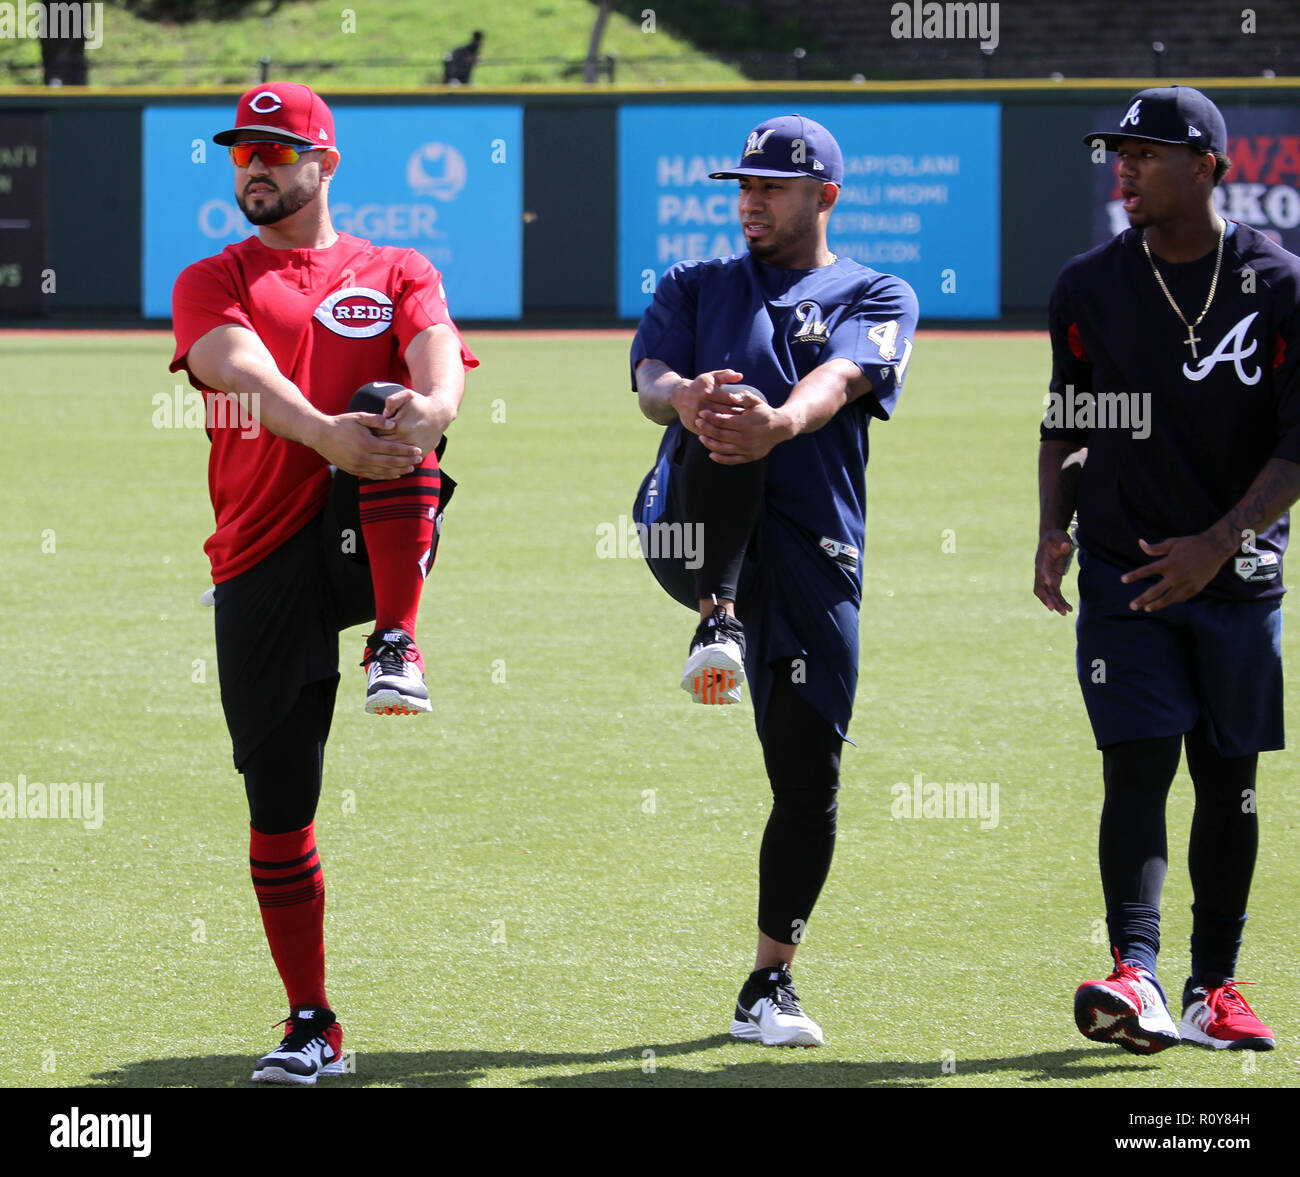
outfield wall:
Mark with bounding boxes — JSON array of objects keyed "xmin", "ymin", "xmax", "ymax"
[{"xmin": 1, "ymin": 80, "xmax": 1298, "ymax": 325}]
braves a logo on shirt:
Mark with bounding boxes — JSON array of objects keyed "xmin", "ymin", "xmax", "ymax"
[
  {"xmin": 314, "ymin": 286, "xmax": 395, "ymax": 339},
  {"xmin": 792, "ymin": 300, "xmax": 830, "ymax": 344},
  {"xmin": 1182, "ymin": 312, "xmax": 1263, "ymax": 385}
]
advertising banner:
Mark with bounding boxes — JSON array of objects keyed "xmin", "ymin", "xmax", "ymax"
[
  {"xmin": 619, "ymin": 102, "xmax": 1000, "ymax": 319},
  {"xmin": 143, "ymin": 103, "xmax": 523, "ymax": 320},
  {"xmin": 0, "ymin": 112, "xmax": 49, "ymax": 315}
]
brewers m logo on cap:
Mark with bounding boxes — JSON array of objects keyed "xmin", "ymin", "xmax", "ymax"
[{"xmin": 314, "ymin": 287, "xmax": 395, "ymax": 338}]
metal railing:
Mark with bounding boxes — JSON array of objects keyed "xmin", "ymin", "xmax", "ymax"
[{"xmin": 1, "ymin": 46, "xmax": 1292, "ymax": 88}]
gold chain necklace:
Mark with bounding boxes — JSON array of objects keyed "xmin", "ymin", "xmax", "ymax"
[{"xmin": 1141, "ymin": 219, "xmax": 1225, "ymax": 360}]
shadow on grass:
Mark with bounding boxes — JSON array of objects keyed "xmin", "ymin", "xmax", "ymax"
[{"xmin": 88, "ymin": 1039, "xmax": 1158, "ymax": 1089}]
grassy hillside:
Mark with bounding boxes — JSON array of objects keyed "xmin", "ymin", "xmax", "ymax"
[{"xmin": 0, "ymin": 0, "xmax": 747, "ymax": 88}]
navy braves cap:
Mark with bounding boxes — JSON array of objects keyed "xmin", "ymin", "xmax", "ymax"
[
  {"xmin": 214, "ymin": 83, "xmax": 336, "ymax": 147},
  {"xmin": 1084, "ymin": 85, "xmax": 1227, "ymax": 154},
  {"xmin": 709, "ymin": 114, "xmax": 844, "ymax": 185}
]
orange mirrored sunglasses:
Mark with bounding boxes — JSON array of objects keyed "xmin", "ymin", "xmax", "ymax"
[{"xmin": 228, "ymin": 141, "xmax": 321, "ymax": 167}]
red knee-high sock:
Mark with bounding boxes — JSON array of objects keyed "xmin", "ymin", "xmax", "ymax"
[
  {"xmin": 360, "ymin": 452, "xmax": 441, "ymax": 639},
  {"xmin": 249, "ymin": 823, "xmax": 328, "ymax": 1010}
]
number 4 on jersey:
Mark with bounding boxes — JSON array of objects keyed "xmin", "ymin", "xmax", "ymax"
[{"xmin": 867, "ymin": 319, "xmax": 913, "ymax": 379}]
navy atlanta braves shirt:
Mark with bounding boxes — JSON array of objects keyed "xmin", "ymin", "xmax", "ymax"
[
  {"xmin": 1044, "ymin": 221, "xmax": 1300, "ymax": 601},
  {"xmin": 632, "ymin": 252, "xmax": 919, "ymax": 588}
]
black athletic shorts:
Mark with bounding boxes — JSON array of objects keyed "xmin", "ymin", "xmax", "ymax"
[{"xmin": 213, "ymin": 471, "xmax": 377, "ymax": 771}]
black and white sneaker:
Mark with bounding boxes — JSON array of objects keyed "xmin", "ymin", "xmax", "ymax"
[
  {"xmin": 682, "ymin": 602, "xmax": 746, "ymax": 704},
  {"xmin": 730, "ymin": 962, "xmax": 825, "ymax": 1047},
  {"xmin": 361, "ymin": 628, "xmax": 431, "ymax": 716},
  {"xmin": 251, "ymin": 1006, "xmax": 345, "ymax": 1086}
]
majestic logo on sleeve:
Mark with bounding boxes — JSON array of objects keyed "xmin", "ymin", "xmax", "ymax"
[
  {"xmin": 820, "ymin": 537, "xmax": 859, "ymax": 571},
  {"xmin": 1234, "ymin": 550, "xmax": 1279, "ymax": 581},
  {"xmin": 792, "ymin": 300, "xmax": 830, "ymax": 344},
  {"xmin": 1182, "ymin": 312, "xmax": 1262, "ymax": 385},
  {"xmin": 314, "ymin": 287, "xmax": 395, "ymax": 339}
]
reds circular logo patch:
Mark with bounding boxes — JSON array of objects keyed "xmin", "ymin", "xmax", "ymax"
[{"xmin": 313, "ymin": 287, "xmax": 395, "ymax": 339}]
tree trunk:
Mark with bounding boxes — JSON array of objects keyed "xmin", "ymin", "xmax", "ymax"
[{"xmin": 42, "ymin": 34, "xmax": 88, "ymax": 85}]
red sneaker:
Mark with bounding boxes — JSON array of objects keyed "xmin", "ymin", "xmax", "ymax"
[
  {"xmin": 251, "ymin": 1006, "xmax": 346, "ymax": 1085},
  {"xmin": 1180, "ymin": 981, "xmax": 1275, "ymax": 1051},
  {"xmin": 1074, "ymin": 948, "xmax": 1180, "ymax": 1054}
]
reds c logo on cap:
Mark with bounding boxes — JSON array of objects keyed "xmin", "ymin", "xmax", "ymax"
[
  {"xmin": 214, "ymin": 82, "xmax": 336, "ymax": 148},
  {"xmin": 313, "ymin": 287, "xmax": 394, "ymax": 339},
  {"xmin": 249, "ymin": 90, "xmax": 283, "ymax": 114}
]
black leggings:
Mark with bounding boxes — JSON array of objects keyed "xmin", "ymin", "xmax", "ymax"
[
  {"xmin": 1099, "ymin": 728, "xmax": 1258, "ymax": 916},
  {"xmin": 242, "ymin": 677, "xmax": 337, "ymax": 834},
  {"xmin": 1100, "ymin": 728, "xmax": 1258, "ymax": 981},
  {"xmin": 679, "ymin": 431, "xmax": 766, "ymax": 602},
  {"xmin": 757, "ymin": 662, "xmax": 842, "ymax": 944}
]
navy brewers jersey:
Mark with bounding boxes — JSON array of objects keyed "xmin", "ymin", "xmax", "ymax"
[
  {"xmin": 631, "ymin": 252, "xmax": 919, "ymax": 591},
  {"xmin": 1044, "ymin": 222, "xmax": 1300, "ymax": 601}
]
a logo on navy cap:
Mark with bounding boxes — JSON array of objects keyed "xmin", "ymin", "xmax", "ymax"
[{"xmin": 1119, "ymin": 100, "xmax": 1142, "ymax": 128}]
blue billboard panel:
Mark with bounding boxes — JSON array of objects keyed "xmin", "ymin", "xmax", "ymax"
[
  {"xmin": 618, "ymin": 103, "xmax": 1000, "ymax": 319},
  {"xmin": 143, "ymin": 104, "xmax": 523, "ymax": 319}
]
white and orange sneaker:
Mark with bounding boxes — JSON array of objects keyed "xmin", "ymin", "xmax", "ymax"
[
  {"xmin": 1074, "ymin": 949, "xmax": 1180, "ymax": 1054},
  {"xmin": 1180, "ymin": 981, "xmax": 1275, "ymax": 1051},
  {"xmin": 361, "ymin": 628, "xmax": 431, "ymax": 715},
  {"xmin": 682, "ymin": 603, "xmax": 746, "ymax": 705}
]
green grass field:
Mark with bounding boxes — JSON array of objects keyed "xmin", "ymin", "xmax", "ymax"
[
  {"xmin": 0, "ymin": 0, "xmax": 744, "ymax": 87},
  {"xmin": 0, "ymin": 330, "xmax": 1297, "ymax": 1091}
]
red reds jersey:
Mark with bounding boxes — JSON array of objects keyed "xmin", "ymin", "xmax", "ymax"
[{"xmin": 170, "ymin": 233, "xmax": 478, "ymax": 582}]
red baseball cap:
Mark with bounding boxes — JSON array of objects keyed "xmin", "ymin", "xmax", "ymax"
[{"xmin": 213, "ymin": 83, "xmax": 335, "ymax": 148}]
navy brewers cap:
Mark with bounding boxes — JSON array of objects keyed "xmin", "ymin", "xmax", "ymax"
[
  {"xmin": 709, "ymin": 114, "xmax": 844, "ymax": 185},
  {"xmin": 1084, "ymin": 85, "xmax": 1227, "ymax": 154}
]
